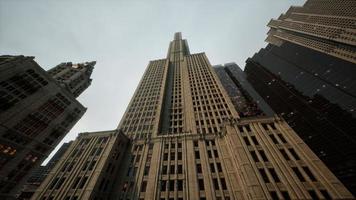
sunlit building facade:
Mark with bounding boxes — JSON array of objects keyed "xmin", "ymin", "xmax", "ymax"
[
  {"xmin": 32, "ymin": 33, "xmax": 353, "ymax": 199},
  {"xmin": 31, "ymin": 130, "xmax": 128, "ymax": 200}
]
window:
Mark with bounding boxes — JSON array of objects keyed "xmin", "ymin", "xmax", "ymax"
[
  {"xmin": 196, "ymin": 164, "xmax": 202, "ymax": 173},
  {"xmin": 278, "ymin": 134, "xmax": 287, "ymax": 143},
  {"xmin": 170, "ymin": 152, "xmax": 175, "ymax": 160},
  {"xmin": 79, "ymin": 177, "xmax": 88, "ymax": 189},
  {"xmin": 280, "ymin": 149, "xmax": 290, "ymax": 160},
  {"xmin": 213, "ymin": 150, "xmax": 219, "ymax": 157},
  {"xmin": 55, "ymin": 177, "xmax": 66, "ymax": 189},
  {"xmin": 259, "ymin": 150, "xmax": 269, "ymax": 162},
  {"xmin": 250, "ymin": 151, "xmax": 259, "ymax": 162},
  {"xmin": 270, "ymin": 191, "xmax": 279, "ymax": 200},
  {"xmin": 220, "ymin": 178, "xmax": 227, "ymax": 190},
  {"xmin": 259, "ymin": 169, "xmax": 270, "ymax": 183},
  {"xmin": 269, "ymin": 134, "xmax": 279, "ymax": 144},
  {"xmin": 144, "ymin": 166, "xmax": 150, "ymax": 176},
  {"xmin": 308, "ymin": 190, "xmax": 319, "ymax": 200},
  {"xmin": 262, "ymin": 124, "xmax": 269, "ymax": 131},
  {"xmin": 195, "ymin": 151, "xmax": 200, "ymax": 159},
  {"xmin": 243, "ymin": 137, "xmax": 250, "ymax": 145},
  {"xmin": 281, "ymin": 191, "xmax": 291, "ymax": 200},
  {"xmin": 169, "ymin": 180, "xmax": 174, "ymax": 191},
  {"xmin": 303, "ymin": 167, "xmax": 316, "ymax": 181},
  {"xmin": 207, "ymin": 150, "xmax": 212, "ymax": 158},
  {"xmin": 292, "ymin": 167, "xmax": 305, "ymax": 182},
  {"xmin": 194, "ymin": 141, "xmax": 198, "ymax": 147},
  {"xmin": 177, "ymin": 180, "xmax": 183, "ymax": 191},
  {"xmin": 245, "ymin": 125, "xmax": 251, "ymax": 132},
  {"xmin": 198, "ymin": 179, "xmax": 205, "ymax": 190},
  {"xmin": 289, "ymin": 149, "xmax": 300, "ymax": 160},
  {"xmin": 320, "ymin": 190, "xmax": 332, "ymax": 200},
  {"xmin": 216, "ymin": 162, "xmax": 222, "ymax": 172},
  {"xmin": 162, "ymin": 165, "xmax": 168, "ymax": 174},
  {"xmin": 141, "ymin": 181, "xmax": 147, "ymax": 192},
  {"xmin": 72, "ymin": 177, "xmax": 81, "ymax": 189},
  {"xmin": 161, "ymin": 180, "xmax": 166, "ymax": 191},
  {"xmin": 178, "ymin": 165, "xmax": 183, "ymax": 174},
  {"xmin": 213, "ymin": 178, "xmax": 219, "ymax": 190},
  {"xmin": 210, "ymin": 163, "xmax": 215, "ymax": 173},
  {"xmin": 251, "ymin": 136, "xmax": 259, "ymax": 145},
  {"xmin": 49, "ymin": 178, "xmax": 59, "ymax": 189},
  {"xmin": 268, "ymin": 168, "xmax": 280, "ymax": 182}
]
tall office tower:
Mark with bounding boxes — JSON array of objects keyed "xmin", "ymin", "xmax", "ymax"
[
  {"xmin": 18, "ymin": 142, "xmax": 71, "ymax": 200},
  {"xmin": 109, "ymin": 33, "xmax": 351, "ymax": 199},
  {"xmin": 213, "ymin": 63, "xmax": 274, "ymax": 117},
  {"xmin": 47, "ymin": 61, "xmax": 95, "ymax": 97},
  {"xmin": 0, "ymin": 55, "xmax": 94, "ymax": 199},
  {"xmin": 31, "ymin": 130, "xmax": 129, "ymax": 200},
  {"xmin": 29, "ymin": 33, "xmax": 353, "ymax": 200},
  {"xmin": 244, "ymin": 0, "xmax": 356, "ymax": 195},
  {"xmin": 266, "ymin": 0, "xmax": 356, "ymax": 64}
]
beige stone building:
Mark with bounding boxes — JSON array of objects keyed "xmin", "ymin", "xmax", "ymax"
[
  {"xmin": 32, "ymin": 33, "xmax": 354, "ymax": 199},
  {"xmin": 114, "ymin": 33, "xmax": 353, "ymax": 199},
  {"xmin": 266, "ymin": 0, "xmax": 356, "ymax": 64},
  {"xmin": 31, "ymin": 130, "xmax": 128, "ymax": 200}
]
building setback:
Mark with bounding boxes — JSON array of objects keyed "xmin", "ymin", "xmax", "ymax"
[
  {"xmin": 244, "ymin": 0, "xmax": 356, "ymax": 195},
  {"xmin": 34, "ymin": 33, "xmax": 353, "ymax": 199},
  {"xmin": 31, "ymin": 130, "xmax": 128, "ymax": 200},
  {"xmin": 0, "ymin": 55, "xmax": 94, "ymax": 199},
  {"xmin": 214, "ymin": 63, "xmax": 275, "ymax": 117}
]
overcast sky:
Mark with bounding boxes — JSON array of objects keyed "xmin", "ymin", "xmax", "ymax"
[{"xmin": 0, "ymin": 0, "xmax": 305, "ymax": 164}]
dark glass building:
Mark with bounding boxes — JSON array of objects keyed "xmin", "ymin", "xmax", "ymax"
[
  {"xmin": 214, "ymin": 63, "xmax": 274, "ymax": 117},
  {"xmin": 244, "ymin": 41, "xmax": 356, "ymax": 195}
]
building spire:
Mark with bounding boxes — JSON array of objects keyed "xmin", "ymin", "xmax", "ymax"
[
  {"xmin": 48, "ymin": 61, "xmax": 95, "ymax": 97},
  {"xmin": 167, "ymin": 32, "xmax": 190, "ymax": 61}
]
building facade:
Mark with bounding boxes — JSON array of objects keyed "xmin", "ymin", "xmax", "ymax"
[
  {"xmin": 243, "ymin": 0, "xmax": 356, "ymax": 195},
  {"xmin": 214, "ymin": 63, "xmax": 274, "ymax": 117},
  {"xmin": 266, "ymin": 0, "xmax": 356, "ymax": 64},
  {"xmin": 18, "ymin": 142, "xmax": 72, "ymax": 200},
  {"xmin": 31, "ymin": 33, "xmax": 353, "ymax": 199},
  {"xmin": 31, "ymin": 130, "xmax": 128, "ymax": 200},
  {"xmin": 112, "ymin": 33, "xmax": 352, "ymax": 200},
  {"xmin": 0, "ymin": 55, "xmax": 94, "ymax": 199}
]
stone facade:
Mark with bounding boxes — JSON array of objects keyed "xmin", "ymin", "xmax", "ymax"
[
  {"xmin": 31, "ymin": 33, "xmax": 353, "ymax": 199},
  {"xmin": 0, "ymin": 55, "xmax": 93, "ymax": 199},
  {"xmin": 31, "ymin": 130, "xmax": 128, "ymax": 200}
]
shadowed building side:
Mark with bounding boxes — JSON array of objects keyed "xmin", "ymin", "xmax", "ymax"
[
  {"xmin": 30, "ymin": 130, "xmax": 128, "ymax": 200},
  {"xmin": 0, "ymin": 55, "xmax": 94, "ymax": 199}
]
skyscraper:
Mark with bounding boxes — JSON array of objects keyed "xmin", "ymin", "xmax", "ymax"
[
  {"xmin": 0, "ymin": 55, "xmax": 94, "ymax": 199},
  {"xmin": 244, "ymin": 0, "xmax": 356, "ymax": 195},
  {"xmin": 214, "ymin": 63, "xmax": 275, "ymax": 117},
  {"xmin": 266, "ymin": 0, "xmax": 356, "ymax": 64},
  {"xmin": 31, "ymin": 130, "xmax": 128, "ymax": 200},
  {"xmin": 33, "ymin": 33, "xmax": 353, "ymax": 199}
]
